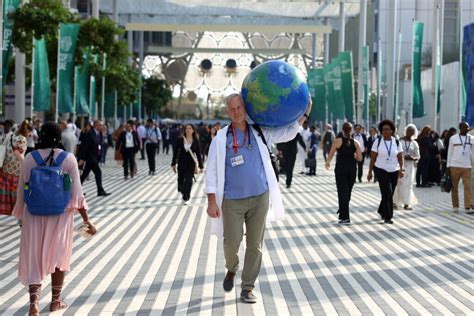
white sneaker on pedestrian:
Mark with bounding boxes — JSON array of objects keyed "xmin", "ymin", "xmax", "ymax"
[
  {"xmin": 183, "ymin": 200, "xmax": 190, "ymax": 205},
  {"xmin": 453, "ymin": 208, "xmax": 459, "ymax": 213},
  {"xmin": 465, "ymin": 209, "xmax": 474, "ymax": 214}
]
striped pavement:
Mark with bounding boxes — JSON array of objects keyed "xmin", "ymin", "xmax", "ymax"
[{"xmin": 0, "ymin": 151, "xmax": 473, "ymax": 315}]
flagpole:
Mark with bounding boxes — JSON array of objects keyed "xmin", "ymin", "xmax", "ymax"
[
  {"xmin": 457, "ymin": 0, "xmax": 463, "ymax": 121},
  {"xmin": 55, "ymin": 26, "xmax": 61, "ymax": 122},
  {"xmin": 100, "ymin": 53, "xmax": 105, "ymax": 120},
  {"xmin": 410, "ymin": 20, "xmax": 415, "ymax": 125},
  {"xmin": 0, "ymin": 0, "xmax": 4, "ymax": 114},
  {"xmin": 394, "ymin": 30, "xmax": 402, "ymax": 127},
  {"xmin": 431, "ymin": 0, "xmax": 439, "ymax": 132},
  {"xmin": 31, "ymin": 37, "xmax": 35, "ymax": 116}
]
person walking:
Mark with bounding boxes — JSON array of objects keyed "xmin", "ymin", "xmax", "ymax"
[
  {"xmin": 0, "ymin": 120, "xmax": 33, "ymax": 216},
  {"xmin": 447, "ymin": 122, "xmax": 474, "ymax": 213},
  {"xmin": 394, "ymin": 124, "xmax": 420, "ymax": 210},
  {"xmin": 117, "ymin": 121, "xmax": 140, "ymax": 180},
  {"xmin": 416, "ymin": 126, "xmax": 433, "ymax": 187},
  {"xmin": 205, "ymin": 93, "xmax": 310, "ymax": 303},
  {"xmin": 145, "ymin": 119, "xmax": 162, "ymax": 175},
  {"xmin": 325, "ymin": 122, "xmax": 362, "ymax": 224},
  {"xmin": 172, "ymin": 124, "xmax": 203, "ymax": 205},
  {"xmin": 321, "ymin": 124, "xmax": 335, "ymax": 162},
  {"xmin": 306, "ymin": 126, "xmax": 318, "ymax": 176},
  {"xmin": 278, "ymin": 132, "xmax": 306, "ymax": 188},
  {"xmin": 78, "ymin": 120, "xmax": 111, "ymax": 197},
  {"xmin": 161, "ymin": 124, "xmax": 170, "ymax": 155},
  {"xmin": 137, "ymin": 122, "xmax": 147, "ymax": 160},
  {"xmin": 12, "ymin": 122, "xmax": 96, "ymax": 315},
  {"xmin": 367, "ymin": 119, "xmax": 405, "ymax": 224},
  {"xmin": 59, "ymin": 120, "xmax": 77, "ymax": 154},
  {"xmin": 353, "ymin": 124, "xmax": 368, "ymax": 182},
  {"xmin": 297, "ymin": 121, "xmax": 310, "ymax": 173}
]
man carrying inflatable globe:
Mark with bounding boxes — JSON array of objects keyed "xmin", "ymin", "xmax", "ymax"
[{"xmin": 205, "ymin": 61, "xmax": 311, "ymax": 304}]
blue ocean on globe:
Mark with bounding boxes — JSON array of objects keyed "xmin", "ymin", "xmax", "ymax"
[{"xmin": 241, "ymin": 60, "xmax": 309, "ymax": 128}]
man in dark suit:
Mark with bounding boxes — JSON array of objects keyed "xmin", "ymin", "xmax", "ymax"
[
  {"xmin": 278, "ymin": 133, "xmax": 307, "ymax": 188},
  {"xmin": 79, "ymin": 120, "xmax": 111, "ymax": 196},
  {"xmin": 353, "ymin": 124, "xmax": 369, "ymax": 182}
]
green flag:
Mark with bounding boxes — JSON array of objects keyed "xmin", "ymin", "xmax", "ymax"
[
  {"xmin": 75, "ymin": 48, "xmax": 91, "ymax": 115},
  {"xmin": 338, "ymin": 51, "xmax": 355, "ymax": 121},
  {"xmin": 89, "ymin": 54, "xmax": 98, "ymax": 118},
  {"xmin": 307, "ymin": 68, "xmax": 326, "ymax": 123},
  {"xmin": 331, "ymin": 57, "xmax": 345, "ymax": 120},
  {"xmin": 104, "ymin": 90, "xmax": 115, "ymax": 118},
  {"xmin": 324, "ymin": 64, "xmax": 335, "ymax": 120},
  {"xmin": 2, "ymin": 0, "xmax": 21, "ymax": 88},
  {"xmin": 412, "ymin": 21, "xmax": 425, "ymax": 118},
  {"xmin": 32, "ymin": 37, "xmax": 50, "ymax": 112},
  {"xmin": 57, "ymin": 23, "xmax": 80, "ymax": 114}
]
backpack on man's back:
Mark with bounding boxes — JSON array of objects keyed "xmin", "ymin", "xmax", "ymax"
[{"xmin": 24, "ymin": 150, "xmax": 72, "ymax": 216}]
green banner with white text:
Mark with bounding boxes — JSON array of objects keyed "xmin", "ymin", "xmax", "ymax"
[
  {"xmin": 338, "ymin": 51, "xmax": 355, "ymax": 121},
  {"xmin": 331, "ymin": 57, "xmax": 345, "ymax": 120},
  {"xmin": 412, "ymin": 21, "xmax": 425, "ymax": 118},
  {"xmin": 75, "ymin": 48, "xmax": 91, "ymax": 115},
  {"xmin": 307, "ymin": 68, "xmax": 326, "ymax": 123},
  {"xmin": 2, "ymin": 0, "xmax": 21, "ymax": 88},
  {"xmin": 57, "ymin": 23, "xmax": 80, "ymax": 114},
  {"xmin": 33, "ymin": 37, "xmax": 50, "ymax": 112}
]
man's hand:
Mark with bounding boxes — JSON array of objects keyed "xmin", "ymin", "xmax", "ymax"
[
  {"xmin": 367, "ymin": 172, "xmax": 373, "ymax": 182},
  {"xmin": 207, "ymin": 203, "xmax": 220, "ymax": 218},
  {"xmin": 78, "ymin": 160, "xmax": 85, "ymax": 167},
  {"xmin": 172, "ymin": 165, "xmax": 176, "ymax": 173}
]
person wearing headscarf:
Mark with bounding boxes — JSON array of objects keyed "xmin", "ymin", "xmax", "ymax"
[
  {"xmin": 12, "ymin": 122, "xmax": 96, "ymax": 315},
  {"xmin": 394, "ymin": 124, "xmax": 420, "ymax": 210},
  {"xmin": 0, "ymin": 120, "xmax": 33, "ymax": 216}
]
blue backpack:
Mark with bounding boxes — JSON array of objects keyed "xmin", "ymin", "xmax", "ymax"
[{"xmin": 24, "ymin": 150, "xmax": 72, "ymax": 216}]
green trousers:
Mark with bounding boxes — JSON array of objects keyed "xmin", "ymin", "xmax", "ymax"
[{"xmin": 222, "ymin": 191, "xmax": 269, "ymax": 290}]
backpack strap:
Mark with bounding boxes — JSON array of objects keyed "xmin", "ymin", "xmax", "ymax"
[
  {"xmin": 53, "ymin": 151, "xmax": 69, "ymax": 167},
  {"xmin": 252, "ymin": 124, "xmax": 269, "ymax": 147},
  {"xmin": 31, "ymin": 151, "xmax": 46, "ymax": 166}
]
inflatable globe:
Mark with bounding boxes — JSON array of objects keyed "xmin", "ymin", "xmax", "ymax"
[{"xmin": 241, "ymin": 60, "xmax": 309, "ymax": 128}]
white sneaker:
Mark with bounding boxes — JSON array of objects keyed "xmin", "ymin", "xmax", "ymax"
[
  {"xmin": 453, "ymin": 208, "xmax": 459, "ymax": 213},
  {"xmin": 466, "ymin": 209, "xmax": 474, "ymax": 214},
  {"xmin": 183, "ymin": 200, "xmax": 190, "ymax": 205}
]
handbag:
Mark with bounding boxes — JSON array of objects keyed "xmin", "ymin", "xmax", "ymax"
[
  {"xmin": 440, "ymin": 175, "xmax": 452, "ymax": 193},
  {"xmin": 305, "ymin": 158, "xmax": 316, "ymax": 168}
]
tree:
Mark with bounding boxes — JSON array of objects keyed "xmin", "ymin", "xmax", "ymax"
[{"xmin": 141, "ymin": 77, "xmax": 172, "ymax": 117}]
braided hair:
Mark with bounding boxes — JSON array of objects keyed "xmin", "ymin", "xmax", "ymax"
[{"xmin": 37, "ymin": 122, "xmax": 63, "ymax": 165}]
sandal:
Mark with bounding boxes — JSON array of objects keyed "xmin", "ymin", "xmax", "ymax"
[
  {"xmin": 28, "ymin": 285, "xmax": 41, "ymax": 316},
  {"xmin": 50, "ymin": 285, "xmax": 67, "ymax": 312},
  {"xmin": 49, "ymin": 299, "xmax": 67, "ymax": 312}
]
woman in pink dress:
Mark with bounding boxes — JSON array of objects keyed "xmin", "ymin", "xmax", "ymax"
[{"xmin": 13, "ymin": 122, "xmax": 97, "ymax": 316}]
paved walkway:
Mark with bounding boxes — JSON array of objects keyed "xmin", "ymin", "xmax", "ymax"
[{"xmin": 0, "ymin": 151, "xmax": 473, "ymax": 315}]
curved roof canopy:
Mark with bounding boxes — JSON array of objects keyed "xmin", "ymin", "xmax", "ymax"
[{"xmin": 100, "ymin": 0, "xmax": 363, "ymax": 33}]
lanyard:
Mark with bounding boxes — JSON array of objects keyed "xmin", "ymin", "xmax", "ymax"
[
  {"xmin": 404, "ymin": 140, "xmax": 411, "ymax": 153},
  {"xmin": 459, "ymin": 135, "xmax": 468, "ymax": 152},
  {"xmin": 228, "ymin": 124, "xmax": 251, "ymax": 154},
  {"xmin": 384, "ymin": 138, "xmax": 393, "ymax": 158}
]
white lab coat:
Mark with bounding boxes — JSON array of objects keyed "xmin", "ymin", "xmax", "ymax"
[{"xmin": 205, "ymin": 121, "xmax": 300, "ymax": 237}]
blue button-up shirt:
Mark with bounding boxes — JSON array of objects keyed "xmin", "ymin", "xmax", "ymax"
[{"xmin": 224, "ymin": 126, "xmax": 268, "ymax": 199}]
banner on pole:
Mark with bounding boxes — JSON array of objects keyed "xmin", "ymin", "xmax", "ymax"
[
  {"xmin": 2, "ymin": 0, "xmax": 21, "ymax": 87},
  {"xmin": 57, "ymin": 23, "xmax": 80, "ymax": 114},
  {"xmin": 323, "ymin": 64, "xmax": 335, "ymax": 121},
  {"xmin": 338, "ymin": 51, "xmax": 355, "ymax": 122},
  {"xmin": 75, "ymin": 48, "xmax": 91, "ymax": 115},
  {"xmin": 32, "ymin": 37, "xmax": 51, "ymax": 112},
  {"xmin": 463, "ymin": 23, "xmax": 474, "ymax": 125},
  {"xmin": 331, "ymin": 57, "xmax": 345, "ymax": 120},
  {"xmin": 412, "ymin": 21, "xmax": 425, "ymax": 118},
  {"xmin": 307, "ymin": 68, "xmax": 326, "ymax": 123}
]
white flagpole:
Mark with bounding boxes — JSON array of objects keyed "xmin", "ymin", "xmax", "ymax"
[
  {"xmin": 0, "ymin": 0, "xmax": 4, "ymax": 114},
  {"xmin": 31, "ymin": 37, "xmax": 35, "ymax": 116},
  {"xmin": 55, "ymin": 26, "xmax": 61, "ymax": 122}
]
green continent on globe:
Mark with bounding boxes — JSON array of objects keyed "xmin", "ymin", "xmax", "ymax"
[{"xmin": 245, "ymin": 64, "xmax": 297, "ymax": 114}]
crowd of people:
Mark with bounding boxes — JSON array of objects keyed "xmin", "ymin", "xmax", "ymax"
[{"xmin": 1, "ymin": 93, "xmax": 473, "ymax": 312}]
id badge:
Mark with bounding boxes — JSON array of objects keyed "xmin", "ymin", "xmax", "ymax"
[
  {"xmin": 231, "ymin": 155, "xmax": 245, "ymax": 167},
  {"xmin": 98, "ymin": 145, "xmax": 102, "ymax": 151}
]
